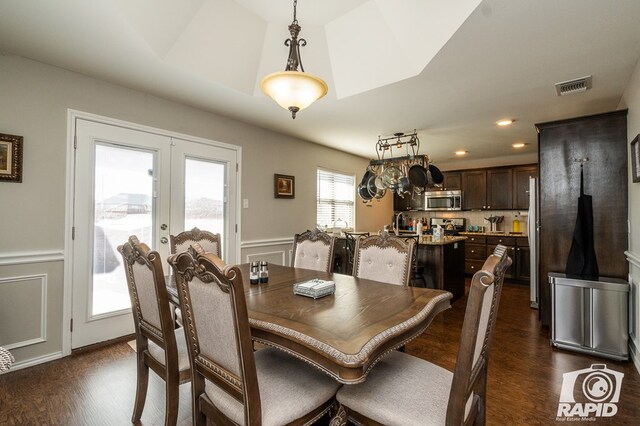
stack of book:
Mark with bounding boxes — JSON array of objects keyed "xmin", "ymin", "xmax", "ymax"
[{"xmin": 293, "ymin": 279, "xmax": 336, "ymax": 299}]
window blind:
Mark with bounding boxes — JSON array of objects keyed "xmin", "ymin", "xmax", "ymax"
[{"xmin": 317, "ymin": 169, "xmax": 355, "ymax": 229}]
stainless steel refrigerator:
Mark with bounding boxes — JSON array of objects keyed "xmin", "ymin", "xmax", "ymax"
[{"xmin": 528, "ymin": 176, "xmax": 539, "ymax": 308}]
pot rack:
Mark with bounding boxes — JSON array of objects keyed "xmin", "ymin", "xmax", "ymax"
[{"xmin": 369, "ymin": 130, "xmax": 431, "ymax": 167}]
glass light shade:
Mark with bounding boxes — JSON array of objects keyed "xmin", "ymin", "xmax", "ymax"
[{"xmin": 260, "ymin": 71, "xmax": 328, "ymax": 113}]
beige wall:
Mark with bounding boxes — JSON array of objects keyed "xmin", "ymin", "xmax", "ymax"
[
  {"xmin": 0, "ymin": 55, "xmax": 391, "ymax": 366},
  {"xmin": 619, "ymin": 56, "xmax": 640, "ymax": 373}
]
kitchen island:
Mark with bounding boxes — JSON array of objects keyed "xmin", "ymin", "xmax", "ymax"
[{"xmin": 414, "ymin": 236, "xmax": 466, "ymax": 301}]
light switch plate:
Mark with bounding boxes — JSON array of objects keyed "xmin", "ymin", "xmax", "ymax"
[{"xmin": 243, "ymin": 199, "xmax": 249, "ymax": 209}]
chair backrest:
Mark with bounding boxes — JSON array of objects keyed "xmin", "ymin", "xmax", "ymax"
[
  {"xmin": 170, "ymin": 227, "xmax": 222, "ymax": 258},
  {"xmin": 352, "ymin": 232, "xmax": 415, "ymax": 286},
  {"xmin": 291, "ymin": 229, "xmax": 336, "ymax": 272},
  {"xmin": 168, "ymin": 245, "xmax": 261, "ymax": 424},
  {"xmin": 344, "ymin": 232, "xmax": 370, "ymax": 274},
  {"xmin": 446, "ymin": 244, "xmax": 512, "ymax": 425},
  {"xmin": 118, "ymin": 236, "xmax": 178, "ymax": 360}
]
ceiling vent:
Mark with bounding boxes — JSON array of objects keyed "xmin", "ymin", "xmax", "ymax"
[{"xmin": 555, "ymin": 76, "xmax": 592, "ymax": 96}]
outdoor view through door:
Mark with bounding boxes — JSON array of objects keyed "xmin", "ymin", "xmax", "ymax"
[{"xmin": 71, "ymin": 117, "xmax": 239, "ymax": 349}]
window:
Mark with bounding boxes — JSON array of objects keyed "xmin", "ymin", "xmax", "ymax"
[{"xmin": 317, "ymin": 169, "xmax": 355, "ymax": 229}]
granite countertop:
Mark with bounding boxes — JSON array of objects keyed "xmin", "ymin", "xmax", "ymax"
[
  {"xmin": 459, "ymin": 231, "xmax": 528, "ymax": 238},
  {"xmin": 417, "ymin": 235, "xmax": 467, "ymax": 246}
]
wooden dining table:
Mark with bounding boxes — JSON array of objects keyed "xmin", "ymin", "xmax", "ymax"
[{"xmin": 167, "ymin": 263, "xmax": 452, "ymax": 384}]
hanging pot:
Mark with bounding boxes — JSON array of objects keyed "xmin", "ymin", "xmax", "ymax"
[
  {"xmin": 358, "ymin": 183, "xmax": 373, "ymax": 201},
  {"xmin": 429, "ymin": 164, "xmax": 444, "ymax": 185},
  {"xmin": 397, "ymin": 164, "xmax": 411, "ymax": 194},
  {"xmin": 366, "ymin": 174, "xmax": 378, "ymax": 198},
  {"xmin": 360, "ymin": 169, "xmax": 374, "ymax": 187},
  {"xmin": 408, "ymin": 163, "xmax": 429, "ymax": 187}
]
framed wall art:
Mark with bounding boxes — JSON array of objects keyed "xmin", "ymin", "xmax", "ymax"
[
  {"xmin": 632, "ymin": 134, "xmax": 640, "ymax": 183},
  {"xmin": 0, "ymin": 133, "xmax": 23, "ymax": 183},
  {"xmin": 274, "ymin": 174, "xmax": 295, "ymax": 198}
]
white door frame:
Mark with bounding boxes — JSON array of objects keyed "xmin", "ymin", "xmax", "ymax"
[{"xmin": 62, "ymin": 109, "xmax": 242, "ymax": 356}]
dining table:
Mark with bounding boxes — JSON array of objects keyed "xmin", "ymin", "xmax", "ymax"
[{"xmin": 167, "ymin": 263, "xmax": 452, "ymax": 384}]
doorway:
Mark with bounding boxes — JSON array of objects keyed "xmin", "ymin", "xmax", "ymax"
[{"xmin": 69, "ymin": 116, "xmax": 239, "ymax": 349}]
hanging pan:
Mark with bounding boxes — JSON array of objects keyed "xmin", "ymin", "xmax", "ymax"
[
  {"xmin": 429, "ymin": 164, "xmax": 444, "ymax": 185},
  {"xmin": 408, "ymin": 163, "xmax": 429, "ymax": 187}
]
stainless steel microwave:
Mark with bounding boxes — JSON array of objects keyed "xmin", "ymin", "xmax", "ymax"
[{"xmin": 424, "ymin": 190, "xmax": 462, "ymax": 211}]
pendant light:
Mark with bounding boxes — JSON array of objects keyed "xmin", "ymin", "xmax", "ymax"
[{"xmin": 260, "ymin": 0, "xmax": 328, "ymax": 119}]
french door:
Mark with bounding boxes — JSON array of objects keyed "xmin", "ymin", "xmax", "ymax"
[{"xmin": 71, "ymin": 119, "xmax": 238, "ymax": 348}]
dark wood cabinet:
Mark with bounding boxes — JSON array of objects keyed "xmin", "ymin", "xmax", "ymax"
[
  {"xmin": 442, "ymin": 171, "xmax": 462, "ymax": 190},
  {"xmin": 464, "ymin": 235, "xmax": 486, "ymax": 275},
  {"xmin": 393, "ymin": 190, "xmax": 423, "ymax": 211},
  {"xmin": 487, "ymin": 236, "xmax": 516, "ymax": 279},
  {"xmin": 536, "ymin": 110, "xmax": 628, "ymax": 326},
  {"xmin": 515, "ymin": 245, "xmax": 531, "ymax": 281},
  {"xmin": 461, "ymin": 170, "xmax": 486, "ymax": 210},
  {"xmin": 512, "ymin": 165, "xmax": 538, "ymax": 210},
  {"xmin": 486, "ymin": 168, "xmax": 513, "ymax": 210},
  {"xmin": 465, "ymin": 235, "xmax": 530, "ymax": 282}
]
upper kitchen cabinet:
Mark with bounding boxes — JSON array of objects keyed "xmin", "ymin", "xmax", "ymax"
[
  {"xmin": 393, "ymin": 190, "xmax": 424, "ymax": 211},
  {"xmin": 512, "ymin": 165, "xmax": 538, "ymax": 210},
  {"xmin": 486, "ymin": 168, "xmax": 513, "ymax": 210},
  {"xmin": 461, "ymin": 169, "xmax": 487, "ymax": 210},
  {"xmin": 442, "ymin": 171, "xmax": 462, "ymax": 190}
]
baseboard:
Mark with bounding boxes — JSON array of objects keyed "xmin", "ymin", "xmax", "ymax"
[
  {"xmin": 630, "ymin": 338, "xmax": 640, "ymax": 375},
  {"xmin": 0, "ymin": 351, "xmax": 63, "ymax": 374}
]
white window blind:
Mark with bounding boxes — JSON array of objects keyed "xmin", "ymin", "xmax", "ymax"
[{"xmin": 317, "ymin": 169, "xmax": 355, "ymax": 229}]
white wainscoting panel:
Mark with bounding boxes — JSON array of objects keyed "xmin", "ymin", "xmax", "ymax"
[
  {"xmin": 0, "ymin": 250, "xmax": 64, "ymax": 266},
  {"xmin": 246, "ymin": 251, "xmax": 286, "ymax": 265},
  {"xmin": 0, "ymin": 274, "xmax": 47, "ymax": 350}
]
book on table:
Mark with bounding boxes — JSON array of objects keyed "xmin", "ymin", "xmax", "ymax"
[{"xmin": 293, "ymin": 279, "xmax": 336, "ymax": 299}]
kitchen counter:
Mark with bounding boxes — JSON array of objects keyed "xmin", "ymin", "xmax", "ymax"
[
  {"xmin": 459, "ymin": 231, "xmax": 528, "ymax": 238},
  {"xmin": 417, "ymin": 235, "xmax": 466, "ymax": 245}
]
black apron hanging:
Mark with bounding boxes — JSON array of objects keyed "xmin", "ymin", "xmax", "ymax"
[{"xmin": 565, "ymin": 164, "xmax": 599, "ymax": 277}]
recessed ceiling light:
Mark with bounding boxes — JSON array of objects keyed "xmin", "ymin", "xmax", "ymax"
[
  {"xmin": 455, "ymin": 150, "xmax": 467, "ymax": 156},
  {"xmin": 512, "ymin": 142, "xmax": 527, "ymax": 148},
  {"xmin": 496, "ymin": 119, "xmax": 514, "ymax": 126}
]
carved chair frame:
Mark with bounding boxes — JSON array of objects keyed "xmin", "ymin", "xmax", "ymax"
[
  {"xmin": 170, "ymin": 227, "xmax": 222, "ymax": 258},
  {"xmin": 291, "ymin": 228, "xmax": 336, "ymax": 272},
  {"xmin": 352, "ymin": 232, "xmax": 415, "ymax": 286}
]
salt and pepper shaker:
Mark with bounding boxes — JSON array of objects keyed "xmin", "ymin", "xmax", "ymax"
[
  {"xmin": 259, "ymin": 261, "xmax": 269, "ymax": 283},
  {"xmin": 250, "ymin": 261, "xmax": 259, "ymax": 284}
]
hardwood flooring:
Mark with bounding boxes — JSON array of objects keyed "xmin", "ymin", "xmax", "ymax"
[{"xmin": 1, "ymin": 280, "xmax": 638, "ymax": 425}]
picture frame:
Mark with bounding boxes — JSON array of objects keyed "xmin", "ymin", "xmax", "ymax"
[
  {"xmin": 632, "ymin": 134, "xmax": 640, "ymax": 183},
  {"xmin": 274, "ymin": 174, "xmax": 295, "ymax": 198},
  {"xmin": 0, "ymin": 133, "xmax": 23, "ymax": 183}
]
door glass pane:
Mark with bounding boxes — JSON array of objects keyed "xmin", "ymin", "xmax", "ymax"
[
  {"xmin": 184, "ymin": 158, "xmax": 225, "ymax": 253},
  {"xmin": 93, "ymin": 144, "xmax": 154, "ymax": 316}
]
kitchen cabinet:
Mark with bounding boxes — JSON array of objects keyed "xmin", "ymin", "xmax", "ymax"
[
  {"xmin": 463, "ymin": 234, "xmax": 529, "ymax": 282},
  {"xmin": 442, "ymin": 171, "xmax": 461, "ymax": 190},
  {"xmin": 461, "ymin": 170, "xmax": 486, "ymax": 210},
  {"xmin": 512, "ymin": 165, "xmax": 538, "ymax": 210},
  {"xmin": 464, "ymin": 235, "xmax": 487, "ymax": 275},
  {"xmin": 416, "ymin": 239, "xmax": 466, "ymax": 301},
  {"xmin": 393, "ymin": 191, "xmax": 423, "ymax": 211},
  {"xmin": 486, "ymin": 168, "xmax": 512, "ymax": 210}
]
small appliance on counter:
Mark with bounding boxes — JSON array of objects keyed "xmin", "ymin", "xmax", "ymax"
[{"xmin": 429, "ymin": 218, "xmax": 465, "ymax": 236}]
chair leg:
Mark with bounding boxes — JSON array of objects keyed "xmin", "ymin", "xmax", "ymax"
[
  {"xmin": 132, "ymin": 354, "xmax": 149, "ymax": 423},
  {"xmin": 164, "ymin": 377, "xmax": 179, "ymax": 426}
]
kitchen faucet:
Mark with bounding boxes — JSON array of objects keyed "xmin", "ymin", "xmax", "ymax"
[{"xmin": 394, "ymin": 212, "xmax": 405, "ymax": 236}]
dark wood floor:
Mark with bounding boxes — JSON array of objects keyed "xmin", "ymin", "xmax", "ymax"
[{"xmin": 1, "ymin": 280, "xmax": 638, "ymax": 425}]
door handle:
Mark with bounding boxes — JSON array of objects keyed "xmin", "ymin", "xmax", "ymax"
[
  {"xmin": 160, "ymin": 223, "xmax": 168, "ymax": 230},
  {"xmin": 160, "ymin": 237, "xmax": 168, "ymax": 244}
]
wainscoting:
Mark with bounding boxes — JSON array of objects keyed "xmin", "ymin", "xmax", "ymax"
[
  {"xmin": 626, "ymin": 250, "xmax": 640, "ymax": 374},
  {"xmin": 241, "ymin": 237, "xmax": 294, "ymax": 266},
  {"xmin": 0, "ymin": 250, "xmax": 64, "ymax": 371}
]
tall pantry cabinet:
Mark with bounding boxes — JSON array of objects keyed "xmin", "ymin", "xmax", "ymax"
[{"xmin": 535, "ymin": 110, "xmax": 628, "ymax": 326}]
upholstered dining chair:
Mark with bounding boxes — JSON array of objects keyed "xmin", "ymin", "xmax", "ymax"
[
  {"xmin": 117, "ymin": 236, "xmax": 191, "ymax": 426},
  {"xmin": 168, "ymin": 245, "xmax": 341, "ymax": 426},
  {"xmin": 291, "ymin": 228, "xmax": 336, "ymax": 272},
  {"xmin": 330, "ymin": 245, "xmax": 512, "ymax": 426},
  {"xmin": 352, "ymin": 232, "xmax": 415, "ymax": 286},
  {"xmin": 170, "ymin": 227, "xmax": 221, "ymax": 258}
]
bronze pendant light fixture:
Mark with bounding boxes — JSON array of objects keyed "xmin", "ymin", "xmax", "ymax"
[{"xmin": 260, "ymin": 0, "xmax": 328, "ymax": 119}]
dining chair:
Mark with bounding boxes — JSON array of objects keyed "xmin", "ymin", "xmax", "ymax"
[
  {"xmin": 170, "ymin": 227, "xmax": 221, "ymax": 258},
  {"xmin": 330, "ymin": 245, "xmax": 512, "ymax": 426},
  {"xmin": 291, "ymin": 228, "xmax": 336, "ymax": 272},
  {"xmin": 343, "ymin": 231, "xmax": 369, "ymax": 275},
  {"xmin": 168, "ymin": 245, "xmax": 341, "ymax": 426},
  {"xmin": 169, "ymin": 227, "xmax": 221, "ymax": 326},
  {"xmin": 117, "ymin": 236, "xmax": 191, "ymax": 426},
  {"xmin": 352, "ymin": 231, "xmax": 415, "ymax": 286}
]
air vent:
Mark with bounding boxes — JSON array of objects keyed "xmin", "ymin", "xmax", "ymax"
[{"xmin": 555, "ymin": 76, "xmax": 592, "ymax": 96}]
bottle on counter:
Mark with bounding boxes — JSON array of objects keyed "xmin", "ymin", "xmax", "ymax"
[
  {"xmin": 416, "ymin": 219, "xmax": 423, "ymax": 236},
  {"xmin": 512, "ymin": 215, "xmax": 520, "ymax": 233},
  {"xmin": 433, "ymin": 224, "xmax": 442, "ymax": 241},
  {"xmin": 250, "ymin": 261, "xmax": 259, "ymax": 284},
  {"xmin": 259, "ymin": 261, "xmax": 269, "ymax": 283}
]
